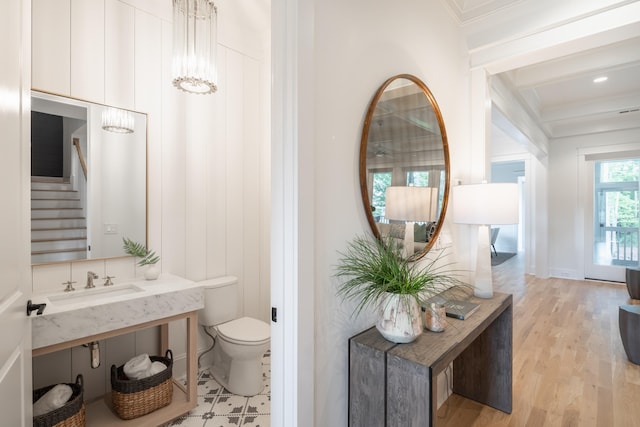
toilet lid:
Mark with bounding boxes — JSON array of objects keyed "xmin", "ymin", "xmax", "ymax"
[{"xmin": 217, "ymin": 317, "xmax": 270, "ymax": 343}]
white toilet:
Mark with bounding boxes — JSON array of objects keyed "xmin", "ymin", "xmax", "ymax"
[{"xmin": 198, "ymin": 276, "xmax": 270, "ymax": 396}]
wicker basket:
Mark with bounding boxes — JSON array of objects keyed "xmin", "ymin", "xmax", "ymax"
[
  {"xmin": 33, "ymin": 374, "xmax": 85, "ymax": 427},
  {"xmin": 110, "ymin": 349, "xmax": 173, "ymax": 420}
]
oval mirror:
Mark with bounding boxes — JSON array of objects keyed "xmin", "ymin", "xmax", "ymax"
[{"xmin": 359, "ymin": 74, "xmax": 450, "ymax": 260}]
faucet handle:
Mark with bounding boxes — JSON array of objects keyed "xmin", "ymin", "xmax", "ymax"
[
  {"xmin": 103, "ymin": 276, "xmax": 115, "ymax": 286},
  {"xmin": 62, "ymin": 281, "xmax": 76, "ymax": 292}
]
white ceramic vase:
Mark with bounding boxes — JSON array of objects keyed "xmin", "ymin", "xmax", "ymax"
[
  {"xmin": 375, "ymin": 292, "xmax": 423, "ymax": 343},
  {"xmin": 144, "ymin": 264, "xmax": 160, "ymax": 280}
]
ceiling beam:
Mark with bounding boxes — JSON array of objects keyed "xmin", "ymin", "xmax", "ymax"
[{"xmin": 513, "ymin": 38, "xmax": 640, "ymax": 89}]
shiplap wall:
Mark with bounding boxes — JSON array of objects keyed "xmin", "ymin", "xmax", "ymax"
[{"xmin": 31, "ymin": 0, "xmax": 270, "ymax": 399}]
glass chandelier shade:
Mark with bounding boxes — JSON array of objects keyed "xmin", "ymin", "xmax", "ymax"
[
  {"xmin": 172, "ymin": 0, "xmax": 218, "ymax": 94},
  {"xmin": 101, "ymin": 107, "xmax": 134, "ymax": 133}
]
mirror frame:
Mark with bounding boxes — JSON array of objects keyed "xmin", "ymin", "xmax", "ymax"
[
  {"xmin": 359, "ymin": 74, "xmax": 450, "ymax": 260},
  {"xmin": 30, "ymin": 90, "xmax": 149, "ymax": 265}
]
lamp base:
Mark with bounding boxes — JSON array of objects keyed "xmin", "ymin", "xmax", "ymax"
[
  {"xmin": 474, "ymin": 286, "xmax": 493, "ymax": 299},
  {"xmin": 473, "ymin": 225, "xmax": 493, "ymax": 298},
  {"xmin": 403, "ymin": 221, "xmax": 415, "ymax": 259}
]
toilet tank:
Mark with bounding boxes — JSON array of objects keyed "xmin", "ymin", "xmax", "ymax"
[{"xmin": 197, "ymin": 276, "xmax": 239, "ymax": 326}]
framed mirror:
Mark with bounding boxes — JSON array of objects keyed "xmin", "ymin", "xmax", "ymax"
[
  {"xmin": 31, "ymin": 91, "xmax": 147, "ymax": 264},
  {"xmin": 359, "ymin": 74, "xmax": 450, "ymax": 260}
]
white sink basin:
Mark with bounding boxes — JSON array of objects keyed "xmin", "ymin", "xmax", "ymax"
[
  {"xmin": 47, "ymin": 284, "xmax": 145, "ymax": 306},
  {"xmin": 32, "ymin": 274, "xmax": 204, "ymax": 350}
]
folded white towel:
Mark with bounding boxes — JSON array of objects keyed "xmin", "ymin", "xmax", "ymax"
[
  {"xmin": 33, "ymin": 384, "xmax": 73, "ymax": 417},
  {"xmin": 123, "ymin": 354, "xmax": 152, "ymax": 380},
  {"xmin": 148, "ymin": 361, "xmax": 167, "ymax": 376}
]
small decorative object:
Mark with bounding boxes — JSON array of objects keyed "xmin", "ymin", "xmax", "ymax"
[
  {"xmin": 424, "ymin": 303, "xmax": 447, "ymax": 332},
  {"xmin": 143, "ymin": 265, "xmax": 160, "ymax": 281},
  {"xmin": 122, "ymin": 237, "xmax": 160, "ymax": 280},
  {"xmin": 377, "ymin": 292, "xmax": 423, "ymax": 343},
  {"xmin": 335, "ymin": 234, "xmax": 466, "ymax": 344}
]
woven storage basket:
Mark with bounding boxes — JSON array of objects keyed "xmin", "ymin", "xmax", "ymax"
[
  {"xmin": 33, "ymin": 374, "xmax": 85, "ymax": 427},
  {"xmin": 111, "ymin": 349, "xmax": 173, "ymax": 420}
]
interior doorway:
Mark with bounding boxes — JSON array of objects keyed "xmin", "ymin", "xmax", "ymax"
[{"xmin": 585, "ymin": 158, "xmax": 640, "ymax": 282}]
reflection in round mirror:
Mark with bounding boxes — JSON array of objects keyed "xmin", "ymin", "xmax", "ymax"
[{"xmin": 359, "ymin": 74, "xmax": 450, "ymax": 260}]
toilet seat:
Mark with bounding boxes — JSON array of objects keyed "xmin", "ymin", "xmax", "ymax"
[{"xmin": 216, "ymin": 316, "xmax": 270, "ymax": 345}]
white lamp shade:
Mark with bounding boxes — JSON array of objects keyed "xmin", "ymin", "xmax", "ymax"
[
  {"xmin": 453, "ymin": 183, "xmax": 518, "ymax": 225},
  {"xmin": 385, "ymin": 186, "xmax": 438, "ymax": 222}
]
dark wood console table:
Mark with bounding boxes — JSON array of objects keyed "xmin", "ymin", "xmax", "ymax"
[{"xmin": 349, "ymin": 291, "xmax": 512, "ymax": 427}]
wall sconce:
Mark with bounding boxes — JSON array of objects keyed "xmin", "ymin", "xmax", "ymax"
[
  {"xmin": 385, "ymin": 186, "xmax": 438, "ymax": 258},
  {"xmin": 172, "ymin": 0, "xmax": 218, "ymax": 94},
  {"xmin": 101, "ymin": 107, "xmax": 134, "ymax": 134},
  {"xmin": 453, "ymin": 182, "xmax": 518, "ymax": 298}
]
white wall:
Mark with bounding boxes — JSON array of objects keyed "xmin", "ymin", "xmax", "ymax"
[{"xmin": 309, "ymin": 1, "xmax": 469, "ymax": 424}]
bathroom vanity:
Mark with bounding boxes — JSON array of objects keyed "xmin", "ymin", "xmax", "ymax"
[{"xmin": 31, "ymin": 274, "xmax": 203, "ymax": 426}]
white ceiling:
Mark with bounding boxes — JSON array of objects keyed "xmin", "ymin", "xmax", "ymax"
[
  {"xmin": 442, "ymin": 0, "xmax": 640, "ymax": 148},
  {"xmin": 441, "ymin": 0, "xmax": 525, "ymax": 23},
  {"xmin": 498, "ymin": 36, "xmax": 640, "ymax": 140}
]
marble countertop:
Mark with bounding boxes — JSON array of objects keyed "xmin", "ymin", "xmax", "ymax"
[{"xmin": 31, "ymin": 273, "xmax": 203, "ymax": 350}]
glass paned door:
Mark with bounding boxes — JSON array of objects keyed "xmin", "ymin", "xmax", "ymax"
[{"xmin": 591, "ymin": 159, "xmax": 640, "ymax": 277}]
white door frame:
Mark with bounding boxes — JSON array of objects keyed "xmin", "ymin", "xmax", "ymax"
[
  {"xmin": 271, "ymin": 0, "xmax": 315, "ymax": 426},
  {"xmin": 581, "ymin": 150, "xmax": 640, "ymax": 282},
  {"xmin": 0, "ymin": 0, "xmax": 33, "ymax": 424}
]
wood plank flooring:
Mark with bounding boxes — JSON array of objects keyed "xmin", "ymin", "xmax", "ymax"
[{"xmin": 437, "ymin": 254, "xmax": 640, "ymax": 427}]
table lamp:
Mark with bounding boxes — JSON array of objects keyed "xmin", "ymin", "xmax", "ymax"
[
  {"xmin": 385, "ymin": 186, "xmax": 438, "ymax": 258},
  {"xmin": 453, "ymin": 182, "xmax": 518, "ymax": 298}
]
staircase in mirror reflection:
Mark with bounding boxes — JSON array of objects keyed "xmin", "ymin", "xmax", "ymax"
[{"xmin": 31, "ymin": 177, "xmax": 87, "ymax": 263}]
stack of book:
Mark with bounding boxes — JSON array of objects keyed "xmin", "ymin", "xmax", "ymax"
[{"xmin": 423, "ymin": 295, "xmax": 480, "ymax": 320}]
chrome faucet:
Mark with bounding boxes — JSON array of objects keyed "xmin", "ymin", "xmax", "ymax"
[{"xmin": 86, "ymin": 271, "xmax": 98, "ymax": 289}]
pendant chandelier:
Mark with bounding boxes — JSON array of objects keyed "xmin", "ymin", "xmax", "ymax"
[
  {"xmin": 101, "ymin": 107, "xmax": 134, "ymax": 133},
  {"xmin": 172, "ymin": 0, "xmax": 218, "ymax": 94}
]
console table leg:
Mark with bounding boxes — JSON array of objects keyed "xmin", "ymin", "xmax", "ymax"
[
  {"xmin": 453, "ymin": 304, "xmax": 512, "ymax": 413},
  {"xmin": 349, "ymin": 336, "xmax": 388, "ymax": 427},
  {"xmin": 387, "ymin": 353, "xmax": 431, "ymax": 426}
]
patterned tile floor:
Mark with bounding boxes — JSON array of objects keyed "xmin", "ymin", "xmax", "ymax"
[{"xmin": 166, "ymin": 351, "xmax": 270, "ymax": 427}]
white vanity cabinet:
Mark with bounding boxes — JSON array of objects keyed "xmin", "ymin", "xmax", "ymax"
[
  {"xmin": 31, "ymin": 275, "xmax": 203, "ymax": 426},
  {"xmin": 33, "ymin": 313, "xmax": 199, "ymax": 426}
]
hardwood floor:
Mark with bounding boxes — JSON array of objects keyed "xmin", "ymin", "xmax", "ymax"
[{"xmin": 437, "ymin": 254, "xmax": 640, "ymax": 427}]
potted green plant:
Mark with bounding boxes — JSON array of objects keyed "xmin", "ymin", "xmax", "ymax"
[
  {"xmin": 122, "ymin": 237, "xmax": 160, "ymax": 280},
  {"xmin": 335, "ymin": 234, "xmax": 466, "ymax": 343}
]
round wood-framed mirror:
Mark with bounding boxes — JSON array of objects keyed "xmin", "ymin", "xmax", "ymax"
[{"xmin": 359, "ymin": 74, "xmax": 450, "ymax": 260}]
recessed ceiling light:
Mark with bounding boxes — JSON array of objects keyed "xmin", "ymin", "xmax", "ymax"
[{"xmin": 593, "ymin": 76, "xmax": 608, "ymax": 83}]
